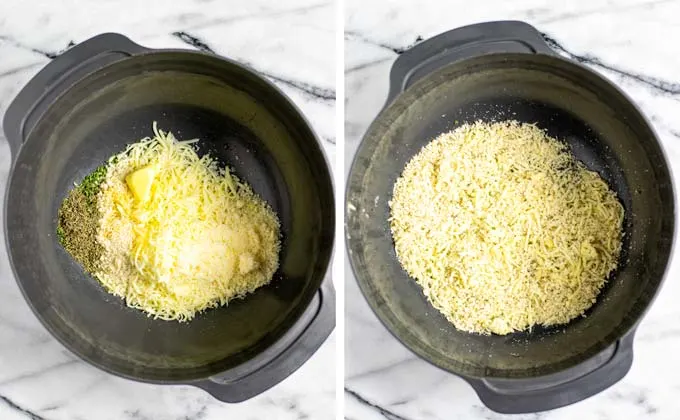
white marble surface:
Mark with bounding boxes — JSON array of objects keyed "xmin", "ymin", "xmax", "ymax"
[
  {"xmin": 345, "ymin": 0, "xmax": 680, "ymax": 419},
  {"xmin": 0, "ymin": 1, "xmax": 335, "ymax": 419}
]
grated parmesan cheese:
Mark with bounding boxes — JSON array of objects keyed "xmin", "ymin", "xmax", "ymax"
[
  {"xmin": 95, "ymin": 122, "xmax": 280, "ymax": 321},
  {"xmin": 389, "ymin": 121, "xmax": 624, "ymax": 335}
]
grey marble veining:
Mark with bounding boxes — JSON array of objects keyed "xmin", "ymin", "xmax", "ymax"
[
  {"xmin": 0, "ymin": 1, "xmax": 335, "ymax": 419},
  {"xmin": 345, "ymin": 0, "xmax": 680, "ymax": 419}
]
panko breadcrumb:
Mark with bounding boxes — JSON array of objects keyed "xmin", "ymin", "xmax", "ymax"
[
  {"xmin": 389, "ymin": 121, "xmax": 624, "ymax": 335},
  {"xmin": 95, "ymin": 123, "xmax": 280, "ymax": 321}
]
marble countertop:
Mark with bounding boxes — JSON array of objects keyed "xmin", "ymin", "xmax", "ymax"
[
  {"xmin": 345, "ymin": 0, "xmax": 680, "ymax": 419},
  {"xmin": 0, "ymin": 1, "xmax": 335, "ymax": 419}
]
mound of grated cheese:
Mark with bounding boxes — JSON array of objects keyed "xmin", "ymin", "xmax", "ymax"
[
  {"xmin": 389, "ymin": 121, "xmax": 624, "ymax": 335},
  {"xmin": 95, "ymin": 122, "xmax": 280, "ymax": 321}
]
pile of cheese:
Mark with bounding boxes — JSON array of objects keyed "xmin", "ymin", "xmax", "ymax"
[
  {"xmin": 389, "ymin": 121, "xmax": 624, "ymax": 335},
  {"xmin": 95, "ymin": 123, "xmax": 280, "ymax": 321}
]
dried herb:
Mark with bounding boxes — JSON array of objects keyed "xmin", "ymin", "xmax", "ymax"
[
  {"xmin": 57, "ymin": 164, "xmax": 108, "ymax": 273},
  {"xmin": 56, "ymin": 225, "xmax": 67, "ymax": 245},
  {"xmin": 79, "ymin": 164, "xmax": 107, "ymax": 203}
]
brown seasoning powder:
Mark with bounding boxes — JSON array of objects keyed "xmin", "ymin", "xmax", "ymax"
[{"xmin": 57, "ymin": 188, "xmax": 103, "ymax": 273}]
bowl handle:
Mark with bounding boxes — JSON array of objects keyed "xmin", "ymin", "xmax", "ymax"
[
  {"xmin": 385, "ymin": 20, "xmax": 557, "ymax": 108},
  {"xmin": 2, "ymin": 33, "xmax": 149, "ymax": 159},
  {"xmin": 193, "ymin": 277, "xmax": 335, "ymax": 403},
  {"xmin": 465, "ymin": 328, "xmax": 636, "ymax": 414}
]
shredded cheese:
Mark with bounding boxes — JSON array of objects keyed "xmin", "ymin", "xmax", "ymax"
[
  {"xmin": 389, "ymin": 121, "xmax": 624, "ymax": 335},
  {"xmin": 95, "ymin": 122, "xmax": 280, "ymax": 321}
]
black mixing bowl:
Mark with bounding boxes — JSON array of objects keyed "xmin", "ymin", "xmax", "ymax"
[
  {"xmin": 3, "ymin": 33, "xmax": 334, "ymax": 402},
  {"xmin": 346, "ymin": 21, "xmax": 674, "ymax": 413}
]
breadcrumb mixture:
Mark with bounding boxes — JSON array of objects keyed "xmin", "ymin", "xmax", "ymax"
[{"xmin": 389, "ymin": 121, "xmax": 624, "ymax": 335}]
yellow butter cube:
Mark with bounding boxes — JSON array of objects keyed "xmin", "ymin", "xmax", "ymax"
[{"xmin": 126, "ymin": 165, "xmax": 158, "ymax": 202}]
